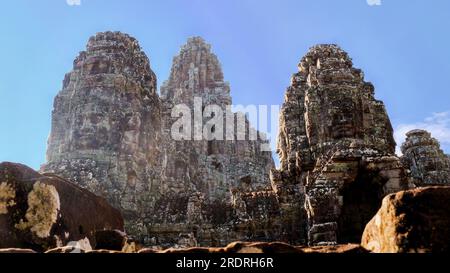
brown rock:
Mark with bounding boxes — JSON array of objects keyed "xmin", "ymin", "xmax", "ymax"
[
  {"xmin": 0, "ymin": 248, "xmax": 36, "ymax": 254},
  {"xmin": 45, "ymin": 246, "xmax": 87, "ymax": 253},
  {"xmin": 0, "ymin": 241, "xmax": 367, "ymax": 254},
  {"xmin": 154, "ymin": 241, "xmax": 365, "ymax": 253},
  {"xmin": 298, "ymin": 244, "xmax": 368, "ymax": 253},
  {"xmin": 94, "ymin": 230, "xmax": 127, "ymax": 251},
  {"xmin": 86, "ymin": 249, "xmax": 123, "ymax": 254},
  {"xmin": 362, "ymin": 186, "xmax": 450, "ymax": 253},
  {"xmin": 0, "ymin": 162, "xmax": 124, "ymax": 252},
  {"xmin": 225, "ymin": 242, "xmax": 301, "ymax": 253},
  {"xmin": 159, "ymin": 241, "xmax": 301, "ymax": 254},
  {"xmin": 137, "ymin": 248, "xmax": 158, "ymax": 254}
]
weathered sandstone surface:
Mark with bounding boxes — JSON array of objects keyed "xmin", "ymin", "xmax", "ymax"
[
  {"xmin": 4, "ymin": 32, "xmax": 445, "ymax": 251},
  {"xmin": 362, "ymin": 186, "xmax": 450, "ymax": 253},
  {"xmin": 0, "ymin": 162, "xmax": 123, "ymax": 251},
  {"xmin": 42, "ymin": 33, "xmax": 276, "ymax": 247},
  {"xmin": 401, "ymin": 130, "xmax": 450, "ymax": 186},
  {"xmin": 273, "ymin": 44, "xmax": 411, "ymax": 245}
]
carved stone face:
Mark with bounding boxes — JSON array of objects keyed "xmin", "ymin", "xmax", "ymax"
[
  {"xmin": 305, "ymin": 89, "xmax": 360, "ymax": 146},
  {"xmin": 329, "ymin": 99, "xmax": 357, "ymax": 140}
]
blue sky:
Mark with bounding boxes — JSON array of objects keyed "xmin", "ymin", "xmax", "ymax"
[{"xmin": 0, "ymin": 0, "xmax": 449, "ymax": 170}]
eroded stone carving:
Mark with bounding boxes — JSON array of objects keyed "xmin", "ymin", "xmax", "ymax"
[
  {"xmin": 42, "ymin": 32, "xmax": 162, "ymax": 238},
  {"xmin": 41, "ymin": 34, "xmax": 419, "ymax": 247},
  {"xmin": 273, "ymin": 44, "xmax": 411, "ymax": 245},
  {"xmin": 42, "ymin": 33, "xmax": 276, "ymax": 247},
  {"xmin": 401, "ymin": 129, "xmax": 450, "ymax": 186}
]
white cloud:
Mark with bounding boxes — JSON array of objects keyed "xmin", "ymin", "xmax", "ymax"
[
  {"xmin": 66, "ymin": 0, "xmax": 81, "ymax": 6},
  {"xmin": 367, "ymin": 0, "xmax": 382, "ymax": 6},
  {"xmin": 394, "ymin": 111, "xmax": 450, "ymax": 155}
]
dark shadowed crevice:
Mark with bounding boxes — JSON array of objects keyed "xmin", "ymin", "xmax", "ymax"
[{"xmin": 337, "ymin": 171, "xmax": 386, "ymax": 243}]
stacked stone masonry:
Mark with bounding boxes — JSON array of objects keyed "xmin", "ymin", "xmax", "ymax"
[
  {"xmin": 401, "ymin": 130, "xmax": 450, "ymax": 186},
  {"xmin": 42, "ymin": 33, "xmax": 276, "ymax": 247},
  {"xmin": 273, "ymin": 44, "xmax": 411, "ymax": 245},
  {"xmin": 41, "ymin": 33, "xmax": 448, "ymax": 248}
]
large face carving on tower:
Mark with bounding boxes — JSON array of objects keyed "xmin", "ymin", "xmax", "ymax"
[
  {"xmin": 326, "ymin": 92, "xmax": 358, "ymax": 140},
  {"xmin": 277, "ymin": 44, "xmax": 396, "ymax": 175},
  {"xmin": 302, "ymin": 53, "xmax": 363, "ymax": 148}
]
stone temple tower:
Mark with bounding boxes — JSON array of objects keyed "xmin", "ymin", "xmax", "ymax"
[
  {"xmin": 160, "ymin": 37, "xmax": 273, "ymax": 198},
  {"xmin": 42, "ymin": 32, "xmax": 163, "ymax": 238},
  {"xmin": 401, "ymin": 129, "xmax": 450, "ymax": 186},
  {"xmin": 43, "ymin": 34, "xmax": 276, "ymax": 246},
  {"xmin": 154, "ymin": 37, "xmax": 275, "ymax": 246},
  {"xmin": 272, "ymin": 44, "xmax": 411, "ymax": 245}
]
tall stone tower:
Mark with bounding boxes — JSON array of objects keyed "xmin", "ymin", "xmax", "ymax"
[
  {"xmin": 273, "ymin": 45, "xmax": 410, "ymax": 245},
  {"xmin": 42, "ymin": 32, "xmax": 163, "ymax": 238},
  {"xmin": 160, "ymin": 37, "xmax": 273, "ymax": 196},
  {"xmin": 43, "ymin": 34, "xmax": 276, "ymax": 246},
  {"xmin": 401, "ymin": 129, "xmax": 450, "ymax": 186},
  {"xmin": 154, "ymin": 37, "xmax": 275, "ymax": 246},
  {"xmin": 161, "ymin": 37, "xmax": 231, "ymax": 107}
]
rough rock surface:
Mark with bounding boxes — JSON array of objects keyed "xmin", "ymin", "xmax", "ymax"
[
  {"xmin": 273, "ymin": 44, "xmax": 411, "ymax": 245},
  {"xmin": 153, "ymin": 37, "xmax": 276, "ymax": 247},
  {"xmin": 156, "ymin": 241, "xmax": 366, "ymax": 254},
  {"xmin": 362, "ymin": 187, "xmax": 450, "ymax": 253},
  {"xmin": 0, "ymin": 248, "xmax": 37, "ymax": 254},
  {"xmin": 40, "ymin": 33, "xmax": 431, "ymax": 248},
  {"xmin": 0, "ymin": 241, "xmax": 366, "ymax": 254},
  {"xmin": 45, "ymin": 246, "xmax": 88, "ymax": 254},
  {"xmin": 42, "ymin": 33, "xmax": 276, "ymax": 246},
  {"xmin": 4, "ymin": 32, "xmax": 449, "ymax": 252},
  {"xmin": 0, "ymin": 162, "xmax": 124, "ymax": 251},
  {"xmin": 401, "ymin": 130, "xmax": 450, "ymax": 186},
  {"xmin": 160, "ymin": 37, "xmax": 273, "ymax": 197},
  {"xmin": 94, "ymin": 230, "xmax": 127, "ymax": 251},
  {"xmin": 41, "ymin": 32, "xmax": 162, "ymax": 239}
]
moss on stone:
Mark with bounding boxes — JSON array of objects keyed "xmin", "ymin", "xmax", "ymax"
[
  {"xmin": 15, "ymin": 182, "xmax": 60, "ymax": 238},
  {"xmin": 0, "ymin": 182, "xmax": 16, "ymax": 214}
]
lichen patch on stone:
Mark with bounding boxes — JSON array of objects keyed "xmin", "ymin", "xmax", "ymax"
[
  {"xmin": 0, "ymin": 182, "xmax": 16, "ymax": 214},
  {"xmin": 15, "ymin": 182, "xmax": 61, "ymax": 238}
]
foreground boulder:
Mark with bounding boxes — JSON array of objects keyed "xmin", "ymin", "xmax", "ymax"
[
  {"xmin": 0, "ymin": 162, "xmax": 124, "ymax": 251},
  {"xmin": 362, "ymin": 186, "xmax": 450, "ymax": 253}
]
